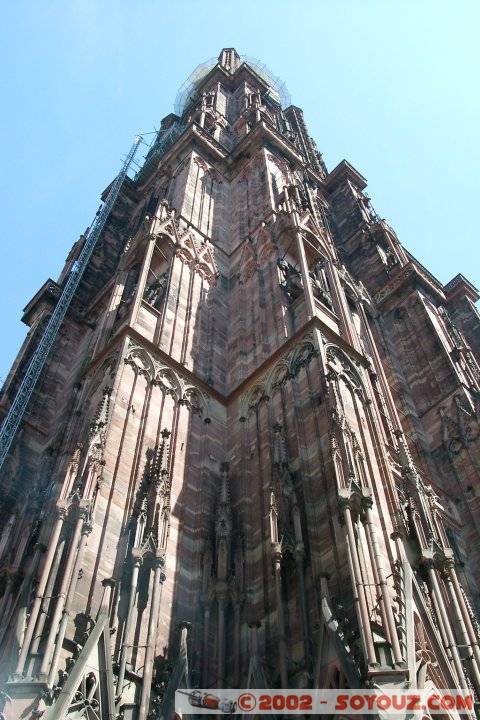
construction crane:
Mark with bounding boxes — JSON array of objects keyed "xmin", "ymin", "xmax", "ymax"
[{"xmin": 0, "ymin": 135, "xmax": 143, "ymax": 471}]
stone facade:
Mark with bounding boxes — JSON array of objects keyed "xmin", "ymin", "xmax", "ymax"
[{"xmin": 1, "ymin": 48, "xmax": 480, "ymax": 719}]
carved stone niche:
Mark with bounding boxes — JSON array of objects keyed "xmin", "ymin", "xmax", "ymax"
[{"xmin": 277, "ymin": 257, "xmax": 302, "ymax": 303}]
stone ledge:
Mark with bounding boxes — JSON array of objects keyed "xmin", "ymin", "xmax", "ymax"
[
  {"xmin": 324, "ymin": 159, "xmax": 368, "ymax": 192},
  {"xmin": 21, "ymin": 279, "xmax": 61, "ymax": 327},
  {"xmin": 444, "ymin": 272, "xmax": 480, "ymax": 303}
]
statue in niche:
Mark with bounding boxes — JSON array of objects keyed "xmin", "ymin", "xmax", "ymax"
[
  {"xmin": 377, "ymin": 242, "xmax": 399, "ymax": 271},
  {"xmin": 385, "ymin": 246, "xmax": 399, "ymax": 270},
  {"xmin": 386, "ymin": 248, "xmax": 398, "ymax": 269},
  {"xmin": 144, "ymin": 272, "xmax": 168, "ymax": 310},
  {"xmin": 297, "ymin": 182, "xmax": 310, "ymax": 212},
  {"xmin": 310, "ymin": 258, "xmax": 333, "ymax": 309},
  {"xmin": 284, "ymin": 127, "xmax": 298, "ymax": 146},
  {"xmin": 116, "ymin": 267, "xmax": 139, "ymax": 322},
  {"xmin": 277, "ymin": 257, "xmax": 302, "ymax": 303}
]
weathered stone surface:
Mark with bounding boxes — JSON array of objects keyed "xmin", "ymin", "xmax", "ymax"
[{"xmin": 1, "ymin": 48, "xmax": 479, "ymax": 719}]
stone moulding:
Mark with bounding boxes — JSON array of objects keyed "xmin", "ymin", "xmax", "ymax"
[
  {"xmin": 238, "ymin": 334, "xmax": 318, "ymax": 418},
  {"xmin": 125, "ymin": 341, "xmax": 209, "ymax": 415}
]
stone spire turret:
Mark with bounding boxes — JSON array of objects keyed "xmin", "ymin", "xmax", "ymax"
[{"xmin": 218, "ymin": 48, "xmax": 241, "ymax": 73}]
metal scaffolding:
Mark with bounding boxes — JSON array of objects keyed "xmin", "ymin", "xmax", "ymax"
[
  {"xmin": 0, "ymin": 51, "xmax": 292, "ymax": 472},
  {"xmin": 0, "ymin": 135, "xmax": 142, "ymax": 471},
  {"xmin": 174, "ymin": 53, "xmax": 291, "ymax": 117}
]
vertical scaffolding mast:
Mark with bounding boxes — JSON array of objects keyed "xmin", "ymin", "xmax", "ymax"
[{"xmin": 0, "ymin": 135, "xmax": 142, "ymax": 471}]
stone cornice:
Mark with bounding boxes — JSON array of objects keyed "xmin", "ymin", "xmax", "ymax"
[
  {"xmin": 21, "ymin": 279, "xmax": 61, "ymax": 326},
  {"xmin": 138, "ymin": 123, "xmax": 228, "ymax": 185},
  {"xmin": 186, "ymin": 61, "xmax": 272, "ymax": 108},
  {"xmin": 138, "ymin": 116, "xmax": 309, "ymax": 186},
  {"xmin": 229, "ymin": 120, "xmax": 304, "ymax": 167},
  {"xmin": 228, "ymin": 313, "xmax": 371, "ymax": 402},
  {"xmin": 444, "ymin": 272, "xmax": 480, "ymax": 303},
  {"xmin": 191, "ymin": 123, "xmax": 229, "ymax": 160},
  {"xmin": 373, "ymin": 260, "xmax": 446, "ymax": 309},
  {"xmin": 324, "ymin": 160, "xmax": 368, "ymax": 192},
  {"xmin": 86, "ymin": 314, "xmax": 370, "ymax": 407},
  {"xmin": 88, "ymin": 325, "xmax": 226, "ymax": 405}
]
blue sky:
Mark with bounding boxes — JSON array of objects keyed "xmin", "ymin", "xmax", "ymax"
[{"xmin": 1, "ymin": 1, "xmax": 479, "ymax": 381}]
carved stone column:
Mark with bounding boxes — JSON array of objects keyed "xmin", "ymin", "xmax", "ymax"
[
  {"xmin": 214, "ymin": 462, "xmax": 231, "ymax": 688},
  {"xmin": 117, "ymin": 550, "xmax": 143, "ymax": 699},
  {"xmin": 38, "ymin": 501, "xmax": 90, "ymax": 680},
  {"xmin": 216, "ymin": 584, "xmax": 227, "ymax": 687},
  {"xmin": 342, "ymin": 500, "xmax": 377, "ymax": 668},
  {"xmin": 283, "ymin": 185, "xmax": 316, "ymax": 319},
  {"xmin": 15, "ymin": 503, "xmax": 68, "ymax": 675},
  {"xmin": 0, "ymin": 573, "xmax": 13, "ymax": 626},
  {"xmin": 25, "ymin": 536, "xmax": 66, "ymax": 677},
  {"xmin": 201, "ymin": 598, "xmax": 211, "ymax": 687},
  {"xmin": 232, "ymin": 594, "xmax": 243, "ymax": 687},
  {"xmin": 271, "ymin": 541, "xmax": 288, "ymax": 686},
  {"xmin": 138, "ymin": 551, "xmax": 166, "ymax": 720},
  {"xmin": 289, "ymin": 487, "xmax": 310, "ymax": 670},
  {"xmin": 47, "ymin": 516, "xmax": 93, "ymax": 686},
  {"xmin": 427, "ymin": 563, "xmax": 468, "ymax": 688},
  {"xmin": 441, "ymin": 561, "xmax": 480, "ymax": 693},
  {"xmin": 249, "ymin": 620, "xmax": 261, "ymax": 656},
  {"xmin": 131, "ymin": 233, "xmax": 157, "ymax": 324},
  {"xmin": 362, "ymin": 495, "xmax": 404, "ymax": 667},
  {"xmin": 0, "ymin": 517, "xmax": 16, "ymax": 564},
  {"xmin": 449, "ymin": 562, "xmax": 480, "ymax": 671},
  {"xmin": 295, "ymin": 542, "xmax": 311, "ymax": 668}
]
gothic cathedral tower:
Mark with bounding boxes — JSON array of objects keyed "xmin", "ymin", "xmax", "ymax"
[{"xmin": 1, "ymin": 48, "xmax": 480, "ymax": 719}]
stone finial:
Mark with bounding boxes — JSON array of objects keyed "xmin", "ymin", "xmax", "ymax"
[
  {"xmin": 150, "ymin": 429, "xmax": 171, "ymax": 488},
  {"xmin": 272, "ymin": 423, "xmax": 288, "ymax": 467},
  {"xmin": 218, "ymin": 48, "xmax": 241, "ymax": 74}
]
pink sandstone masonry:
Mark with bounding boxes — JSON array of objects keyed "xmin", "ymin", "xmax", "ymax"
[{"xmin": 0, "ymin": 48, "xmax": 480, "ymax": 719}]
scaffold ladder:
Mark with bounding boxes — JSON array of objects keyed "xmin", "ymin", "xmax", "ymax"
[{"xmin": 0, "ymin": 135, "xmax": 142, "ymax": 471}]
